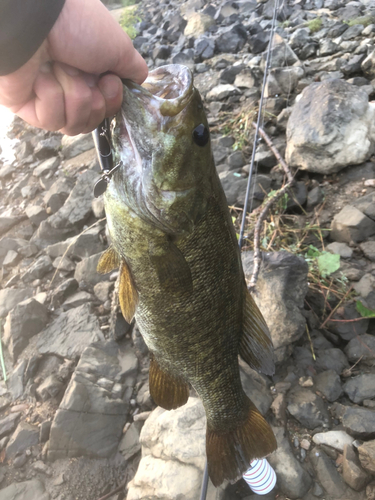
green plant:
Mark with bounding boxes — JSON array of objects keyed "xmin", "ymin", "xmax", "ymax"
[
  {"xmin": 306, "ymin": 17, "xmax": 322, "ymax": 34},
  {"xmin": 345, "ymin": 15, "xmax": 374, "ymax": 27},
  {"xmin": 120, "ymin": 5, "xmax": 141, "ymax": 39}
]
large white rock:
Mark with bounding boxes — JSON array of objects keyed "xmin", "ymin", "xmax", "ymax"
[
  {"xmin": 127, "ymin": 398, "xmax": 206, "ymax": 500},
  {"xmin": 313, "ymin": 430, "xmax": 354, "ymax": 452},
  {"xmin": 286, "ymin": 79, "xmax": 375, "ymax": 174}
]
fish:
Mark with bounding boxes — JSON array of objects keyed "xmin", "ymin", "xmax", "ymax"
[{"xmin": 97, "ymin": 64, "xmax": 277, "ymax": 486}]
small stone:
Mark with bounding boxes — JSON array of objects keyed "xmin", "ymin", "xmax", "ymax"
[
  {"xmin": 345, "ymin": 334, "xmax": 375, "ymax": 365},
  {"xmin": 25, "ymin": 205, "xmax": 48, "ymax": 226},
  {"xmin": 342, "ymin": 406, "xmax": 375, "ymax": 439},
  {"xmin": 33, "ymin": 460, "xmax": 53, "ymax": 476},
  {"xmin": 287, "ymin": 388, "xmax": 330, "ymax": 430},
  {"xmin": 74, "ymin": 252, "xmax": 108, "ymax": 287},
  {"xmin": 344, "ymin": 374, "xmax": 375, "ymax": 404},
  {"xmin": 306, "ymin": 186, "xmax": 324, "ymax": 210},
  {"xmin": 206, "ymin": 84, "xmax": 240, "ymax": 101},
  {"xmin": 310, "ymin": 448, "xmax": 348, "ymax": 498},
  {"xmin": 22, "ymin": 255, "xmax": 53, "ymax": 282},
  {"xmin": 313, "ymin": 430, "xmax": 354, "ymax": 452},
  {"xmin": 93, "ymin": 281, "xmax": 113, "ymax": 303},
  {"xmin": 353, "ymin": 274, "xmax": 375, "ymax": 298},
  {"xmin": 326, "ymin": 242, "xmax": 353, "ymax": 259},
  {"xmin": 360, "ymin": 241, "xmax": 375, "ymax": 261},
  {"xmin": 301, "ymin": 439, "xmax": 311, "ymax": 450},
  {"xmin": 184, "ymin": 12, "xmax": 215, "ymax": 37},
  {"xmin": 331, "ymin": 205, "xmax": 375, "ymax": 243},
  {"xmin": 5, "ymin": 421, "xmax": 39, "ymax": 459},
  {"xmin": 36, "ymin": 375, "xmax": 64, "ymax": 401},
  {"xmin": 0, "ymin": 412, "xmax": 21, "ymax": 439},
  {"xmin": 299, "ymin": 376, "xmax": 314, "ymax": 387},
  {"xmin": 314, "ymin": 370, "xmax": 342, "ymax": 402},
  {"xmin": 358, "ymin": 440, "xmax": 375, "ymax": 475},
  {"xmin": 33, "ymin": 156, "xmax": 60, "ymax": 177},
  {"xmin": 39, "ymin": 420, "xmax": 52, "ymax": 443},
  {"xmin": 0, "ymin": 479, "xmax": 50, "ymax": 500},
  {"xmin": 13, "ymin": 452, "xmax": 28, "ymax": 468},
  {"xmin": 62, "ymin": 290, "xmax": 92, "ymax": 310},
  {"xmin": 342, "ymin": 443, "xmax": 371, "ymax": 491},
  {"xmin": 119, "ymin": 422, "xmax": 141, "ymax": 461},
  {"xmin": 0, "ymin": 288, "xmax": 33, "ymax": 318}
]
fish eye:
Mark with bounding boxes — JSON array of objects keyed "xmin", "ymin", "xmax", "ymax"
[{"xmin": 192, "ymin": 124, "xmax": 209, "ymax": 147}]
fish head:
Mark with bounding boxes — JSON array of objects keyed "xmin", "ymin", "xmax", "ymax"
[{"xmin": 108, "ymin": 64, "xmax": 214, "ymax": 235}]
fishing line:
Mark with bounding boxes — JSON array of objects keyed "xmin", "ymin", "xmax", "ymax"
[
  {"xmin": 238, "ymin": 0, "xmax": 280, "ymax": 249},
  {"xmin": 200, "ymin": 462, "xmax": 209, "ymax": 500}
]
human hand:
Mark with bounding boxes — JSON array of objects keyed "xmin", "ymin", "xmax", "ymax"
[{"xmin": 0, "ymin": 0, "xmax": 148, "ymax": 135}]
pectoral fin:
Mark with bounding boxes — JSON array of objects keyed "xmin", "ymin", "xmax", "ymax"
[
  {"xmin": 149, "ymin": 241, "xmax": 193, "ymax": 295},
  {"xmin": 118, "ymin": 260, "xmax": 139, "ymax": 323},
  {"xmin": 97, "ymin": 246, "xmax": 120, "ymax": 274},
  {"xmin": 239, "ymin": 287, "xmax": 275, "ymax": 376},
  {"xmin": 149, "ymin": 354, "xmax": 189, "ymax": 410}
]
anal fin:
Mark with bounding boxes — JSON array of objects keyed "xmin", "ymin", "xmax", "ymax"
[
  {"xmin": 118, "ymin": 260, "xmax": 139, "ymax": 323},
  {"xmin": 149, "ymin": 354, "xmax": 189, "ymax": 410},
  {"xmin": 206, "ymin": 398, "xmax": 277, "ymax": 487},
  {"xmin": 97, "ymin": 246, "xmax": 120, "ymax": 274},
  {"xmin": 239, "ymin": 287, "xmax": 275, "ymax": 376}
]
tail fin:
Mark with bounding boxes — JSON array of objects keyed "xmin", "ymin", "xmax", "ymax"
[{"xmin": 206, "ymin": 399, "xmax": 277, "ymax": 487}]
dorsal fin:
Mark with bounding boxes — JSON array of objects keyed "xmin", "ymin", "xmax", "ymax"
[
  {"xmin": 97, "ymin": 246, "xmax": 120, "ymax": 274},
  {"xmin": 239, "ymin": 287, "xmax": 275, "ymax": 376},
  {"xmin": 118, "ymin": 260, "xmax": 139, "ymax": 323}
]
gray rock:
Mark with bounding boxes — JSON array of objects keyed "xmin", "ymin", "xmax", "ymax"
[
  {"xmin": 290, "ymin": 28, "xmax": 311, "ymax": 49},
  {"xmin": 331, "ymin": 205, "xmax": 375, "ymax": 243},
  {"xmin": 93, "ymin": 281, "xmax": 113, "ymax": 303},
  {"xmin": 314, "ymin": 370, "xmax": 343, "ymax": 402},
  {"xmin": 52, "ymin": 255, "xmax": 75, "ymax": 272},
  {"xmin": 22, "ymin": 255, "xmax": 53, "ymax": 282},
  {"xmin": 6, "ymin": 421, "xmax": 39, "ymax": 460},
  {"xmin": 313, "ymin": 430, "xmax": 354, "ymax": 452},
  {"xmin": 362, "ymin": 49, "xmax": 375, "ymax": 79},
  {"xmin": 215, "ymin": 23, "xmax": 248, "ymax": 53},
  {"xmin": 261, "ymin": 33, "xmax": 299, "ymax": 70},
  {"xmin": 343, "ymin": 374, "xmax": 375, "ymax": 404},
  {"xmin": 92, "ymin": 197, "xmax": 105, "ymax": 219},
  {"xmin": 8, "ymin": 360, "xmax": 26, "ymax": 400},
  {"xmin": 194, "ymin": 37, "xmax": 215, "ymax": 61},
  {"xmin": 30, "ymin": 219, "xmax": 73, "ymax": 249},
  {"xmin": 3, "ymin": 298, "xmax": 49, "ymax": 362},
  {"xmin": 43, "ymin": 176, "xmax": 75, "ymax": 214},
  {"xmin": 0, "ymin": 412, "xmax": 21, "ymax": 439},
  {"xmin": 62, "ymin": 291, "xmax": 93, "ymax": 310},
  {"xmin": 240, "ymin": 362, "xmax": 273, "ymax": 416},
  {"xmin": 316, "ymin": 348, "xmax": 349, "ymax": 374},
  {"xmin": 360, "ymin": 241, "xmax": 375, "ymax": 261},
  {"xmin": 0, "ymin": 215, "xmax": 26, "ymax": 237},
  {"xmin": 25, "ymin": 205, "xmax": 48, "ymax": 226},
  {"xmin": 345, "ymin": 334, "xmax": 375, "ymax": 365},
  {"xmin": 319, "ymin": 39, "xmax": 339, "ymax": 56},
  {"xmin": 326, "ymin": 241, "xmax": 353, "ymax": 259},
  {"xmin": 268, "ymin": 426, "xmax": 312, "ymax": 499},
  {"xmin": 33, "ymin": 157, "xmax": 60, "ymax": 177},
  {"xmin": 74, "ymin": 252, "xmax": 108, "ymax": 287},
  {"xmin": 48, "ymin": 341, "xmax": 136, "ymax": 460},
  {"xmin": 287, "ymin": 387, "xmax": 330, "ymax": 429},
  {"xmin": 310, "ymin": 448, "xmax": 349, "ymax": 498},
  {"xmin": 36, "ymin": 375, "xmax": 64, "ymax": 401},
  {"xmin": 242, "ymin": 251, "xmax": 308, "ymax": 363},
  {"xmin": 68, "ymin": 227, "xmax": 105, "ymax": 259},
  {"xmin": 286, "ymin": 80, "xmax": 375, "ymax": 174},
  {"xmin": 39, "ymin": 420, "xmax": 52, "ymax": 443},
  {"xmin": 34, "ymin": 135, "xmax": 62, "ymax": 160},
  {"xmin": 0, "ymin": 288, "xmax": 33, "ymax": 318},
  {"xmin": 61, "ymin": 134, "xmax": 94, "ymax": 159},
  {"xmin": 49, "ymin": 170, "xmax": 97, "ymax": 229},
  {"xmin": 0, "ymin": 479, "xmax": 50, "ymax": 500},
  {"xmin": 353, "ymin": 273, "xmax": 375, "ymax": 298},
  {"xmin": 343, "ymin": 443, "xmax": 371, "ymax": 491},
  {"xmin": 51, "ymin": 278, "xmax": 79, "ymax": 308},
  {"xmin": 127, "ymin": 398, "xmax": 205, "ymax": 500},
  {"xmin": 306, "ymin": 186, "xmax": 324, "ymax": 210},
  {"xmin": 118, "ymin": 422, "xmax": 141, "ymax": 460},
  {"xmin": 327, "ymin": 302, "xmax": 369, "ymax": 341},
  {"xmin": 206, "ymin": 84, "xmax": 240, "ymax": 101},
  {"xmin": 342, "ymin": 406, "xmax": 375, "ymax": 439},
  {"xmin": 351, "ymin": 192, "xmax": 375, "ymax": 221},
  {"xmin": 37, "ymin": 303, "xmax": 104, "ymax": 359}
]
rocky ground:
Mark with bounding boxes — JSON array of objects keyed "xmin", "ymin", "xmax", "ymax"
[{"xmin": 2, "ymin": 0, "xmax": 375, "ymax": 499}]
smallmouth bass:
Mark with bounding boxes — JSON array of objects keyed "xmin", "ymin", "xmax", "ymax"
[{"xmin": 97, "ymin": 64, "xmax": 277, "ymax": 486}]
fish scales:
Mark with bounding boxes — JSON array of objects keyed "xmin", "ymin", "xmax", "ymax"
[{"xmin": 98, "ymin": 64, "xmax": 277, "ymax": 486}]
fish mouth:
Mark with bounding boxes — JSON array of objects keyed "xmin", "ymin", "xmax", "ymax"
[{"xmin": 122, "ymin": 64, "xmax": 194, "ymax": 118}]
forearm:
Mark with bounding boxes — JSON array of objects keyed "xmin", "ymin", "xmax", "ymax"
[{"xmin": 0, "ymin": 0, "xmax": 65, "ymax": 76}]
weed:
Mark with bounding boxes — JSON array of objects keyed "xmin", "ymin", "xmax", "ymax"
[
  {"xmin": 345, "ymin": 15, "xmax": 374, "ymax": 27},
  {"xmin": 306, "ymin": 17, "xmax": 322, "ymax": 34},
  {"xmin": 120, "ymin": 5, "xmax": 141, "ymax": 39}
]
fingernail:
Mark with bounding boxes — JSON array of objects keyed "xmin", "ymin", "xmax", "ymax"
[
  {"xmin": 40, "ymin": 62, "xmax": 52, "ymax": 74},
  {"xmin": 101, "ymin": 77, "xmax": 121, "ymax": 100}
]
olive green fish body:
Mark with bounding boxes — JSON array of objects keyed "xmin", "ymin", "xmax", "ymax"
[{"xmin": 100, "ymin": 65, "xmax": 277, "ymax": 486}]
